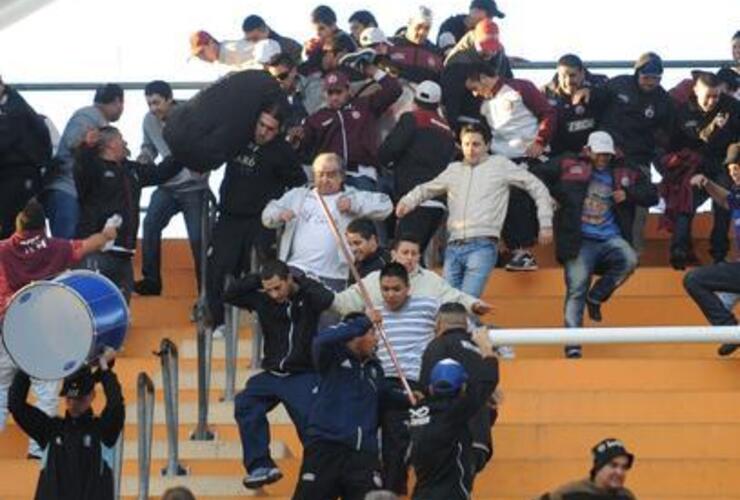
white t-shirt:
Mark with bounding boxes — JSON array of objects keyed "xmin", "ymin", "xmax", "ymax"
[{"xmin": 288, "ymin": 191, "xmax": 347, "ymax": 279}]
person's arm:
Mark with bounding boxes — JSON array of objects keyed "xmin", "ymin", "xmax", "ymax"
[
  {"xmin": 73, "ymin": 140, "xmax": 104, "ymax": 201},
  {"xmin": 691, "ymin": 175, "xmax": 731, "ymax": 209},
  {"xmin": 134, "ymin": 156, "xmax": 184, "ymax": 187},
  {"xmin": 274, "ymin": 144, "xmax": 308, "ymax": 188},
  {"xmin": 138, "ymin": 114, "xmax": 158, "ymax": 163},
  {"xmin": 511, "ymin": 79, "xmax": 557, "ymax": 154},
  {"xmin": 301, "ymin": 276, "xmax": 336, "ymax": 313},
  {"xmin": 223, "ymin": 273, "xmax": 265, "ymax": 311},
  {"xmin": 366, "ymin": 68, "xmax": 403, "ymax": 116},
  {"xmin": 343, "ymin": 189, "xmax": 394, "ymax": 220},
  {"xmin": 8, "ymin": 371, "xmax": 52, "ymax": 447},
  {"xmin": 331, "ymin": 278, "xmax": 370, "ymax": 316},
  {"xmin": 312, "ymin": 315, "xmax": 373, "ymax": 372},
  {"xmin": 396, "ymin": 165, "xmax": 454, "ymax": 216},
  {"xmin": 430, "ymin": 271, "xmax": 487, "ymax": 314},
  {"xmin": 378, "ymin": 113, "xmax": 416, "ymax": 168},
  {"xmin": 262, "ymin": 189, "xmax": 300, "ymax": 229},
  {"xmin": 504, "ymin": 161, "xmax": 554, "ymax": 234},
  {"xmin": 96, "ymin": 364, "xmax": 125, "ymax": 447},
  {"xmin": 622, "ymin": 164, "xmax": 659, "ymax": 208},
  {"xmin": 78, "ymin": 225, "xmax": 118, "ymax": 257},
  {"xmin": 418, "ymin": 338, "xmax": 447, "ymax": 387}
]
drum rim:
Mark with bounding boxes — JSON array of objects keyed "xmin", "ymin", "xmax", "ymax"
[
  {"xmin": 54, "ymin": 269, "xmax": 130, "ymax": 319},
  {"xmin": 1, "ymin": 280, "xmax": 95, "ymax": 380}
]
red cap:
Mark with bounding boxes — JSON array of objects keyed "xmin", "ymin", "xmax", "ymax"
[
  {"xmin": 323, "ymin": 71, "xmax": 350, "ymax": 91},
  {"xmin": 474, "ymin": 19, "xmax": 502, "ymax": 54},
  {"xmin": 190, "ymin": 30, "xmax": 217, "ymax": 55}
]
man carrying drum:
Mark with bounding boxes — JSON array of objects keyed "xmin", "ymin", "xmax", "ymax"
[{"xmin": 0, "ymin": 199, "xmax": 116, "ymax": 459}]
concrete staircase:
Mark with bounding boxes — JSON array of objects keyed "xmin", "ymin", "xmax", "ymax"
[{"xmin": 2, "ymin": 215, "xmax": 740, "ymax": 499}]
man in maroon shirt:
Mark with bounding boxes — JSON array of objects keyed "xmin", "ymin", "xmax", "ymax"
[{"xmin": 0, "ymin": 198, "xmax": 116, "ymax": 458}]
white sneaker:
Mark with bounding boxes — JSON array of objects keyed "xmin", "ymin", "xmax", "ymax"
[
  {"xmin": 496, "ymin": 345, "xmax": 516, "ymax": 359},
  {"xmin": 212, "ymin": 325, "xmax": 225, "ymax": 340}
]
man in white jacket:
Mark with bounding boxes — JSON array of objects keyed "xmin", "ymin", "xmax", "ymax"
[
  {"xmin": 262, "ymin": 152, "xmax": 392, "ymax": 291},
  {"xmin": 397, "ymin": 123, "xmax": 554, "ymax": 298}
]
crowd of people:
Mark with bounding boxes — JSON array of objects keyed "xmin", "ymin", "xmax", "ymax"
[{"xmin": 0, "ymin": 1, "xmax": 739, "ymax": 498}]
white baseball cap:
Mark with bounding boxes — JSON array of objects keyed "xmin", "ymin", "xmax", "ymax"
[
  {"xmin": 587, "ymin": 131, "xmax": 616, "ymax": 155},
  {"xmin": 415, "ymin": 80, "xmax": 442, "ymax": 104},
  {"xmin": 359, "ymin": 27, "xmax": 393, "ymax": 48},
  {"xmin": 254, "ymin": 39, "xmax": 282, "ymax": 65}
]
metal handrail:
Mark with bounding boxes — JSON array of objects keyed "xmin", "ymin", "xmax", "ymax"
[
  {"xmin": 112, "ymin": 430, "xmax": 124, "ymax": 500},
  {"xmin": 154, "ymin": 338, "xmax": 188, "ymax": 477},
  {"xmin": 10, "ymin": 59, "xmax": 733, "ymax": 92},
  {"xmin": 222, "ymin": 274, "xmax": 240, "ymax": 402},
  {"xmin": 249, "ymin": 248, "xmax": 264, "ymax": 371},
  {"xmin": 136, "ymin": 372, "xmax": 155, "ymax": 500}
]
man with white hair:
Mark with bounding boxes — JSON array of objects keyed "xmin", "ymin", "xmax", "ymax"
[
  {"xmin": 262, "ymin": 152, "xmax": 393, "ymax": 291},
  {"xmin": 388, "ymin": 6, "xmax": 444, "ymax": 84},
  {"xmin": 537, "ymin": 131, "xmax": 658, "ymax": 358}
]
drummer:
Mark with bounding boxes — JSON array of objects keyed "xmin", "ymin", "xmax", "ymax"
[{"xmin": 0, "ymin": 198, "xmax": 117, "ymax": 459}]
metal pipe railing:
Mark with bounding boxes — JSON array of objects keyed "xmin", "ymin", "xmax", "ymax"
[
  {"xmin": 486, "ymin": 325, "xmax": 740, "ymax": 345},
  {"xmin": 222, "ymin": 274, "xmax": 240, "ymax": 402},
  {"xmin": 154, "ymin": 338, "xmax": 188, "ymax": 477},
  {"xmin": 249, "ymin": 248, "xmax": 264, "ymax": 372},
  {"xmin": 112, "ymin": 429, "xmax": 124, "ymax": 499},
  {"xmin": 136, "ymin": 372, "xmax": 155, "ymax": 500}
]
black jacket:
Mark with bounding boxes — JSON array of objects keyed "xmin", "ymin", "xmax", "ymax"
[
  {"xmin": 348, "ymin": 247, "xmax": 391, "ymax": 285},
  {"xmin": 536, "ymin": 154, "xmax": 659, "ymax": 263},
  {"xmin": 306, "ymin": 316, "xmax": 386, "ymax": 454},
  {"xmin": 9, "ymin": 370, "xmax": 124, "ymax": 500},
  {"xmin": 219, "ymin": 138, "xmax": 307, "ymax": 218},
  {"xmin": 0, "ymin": 86, "xmax": 52, "ymax": 179},
  {"xmin": 409, "ymin": 357, "xmax": 498, "ymax": 500},
  {"xmin": 600, "ymin": 75, "xmax": 675, "ymax": 165},
  {"xmin": 539, "ymin": 478, "xmax": 637, "ymax": 500},
  {"xmin": 75, "ymin": 149, "xmax": 183, "ymax": 250},
  {"xmin": 543, "ymin": 76, "xmax": 610, "ymax": 155},
  {"xmin": 436, "ymin": 14, "xmax": 468, "ymax": 51},
  {"xmin": 388, "ymin": 36, "xmax": 445, "ymax": 84},
  {"xmin": 672, "ymin": 92, "xmax": 740, "ymax": 170},
  {"xmin": 378, "ymin": 109, "xmax": 456, "ymax": 199},
  {"xmin": 224, "ymin": 273, "xmax": 334, "ymax": 372}
]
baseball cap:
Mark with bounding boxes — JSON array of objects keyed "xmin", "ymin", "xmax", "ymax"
[
  {"xmin": 323, "ymin": 71, "xmax": 350, "ymax": 91},
  {"xmin": 60, "ymin": 367, "xmax": 95, "ymax": 398},
  {"xmin": 415, "ymin": 80, "xmax": 442, "ymax": 104},
  {"xmin": 725, "ymin": 143, "xmax": 740, "ymax": 166},
  {"xmin": 470, "ymin": 0, "xmax": 505, "ymax": 18},
  {"xmin": 590, "ymin": 438, "xmax": 634, "ymax": 478},
  {"xmin": 634, "ymin": 52, "xmax": 663, "ymax": 77},
  {"xmin": 360, "ymin": 27, "xmax": 393, "ymax": 48},
  {"xmin": 587, "ymin": 131, "xmax": 616, "ymax": 155},
  {"xmin": 190, "ymin": 30, "xmax": 217, "ymax": 56},
  {"xmin": 474, "ymin": 19, "xmax": 502, "ymax": 54},
  {"xmin": 254, "ymin": 39, "xmax": 282, "ymax": 65},
  {"xmin": 429, "ymin": 358, "xmax": 468, "ymax": 395}
]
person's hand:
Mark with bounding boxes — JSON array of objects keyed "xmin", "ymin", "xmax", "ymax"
[
  {"xmin": 365, "ymin": 307, "xmax": 383, "ymax": 326},
  {"xmin": 99, "ymin": 347, "xmax": 116, "ymax": 371},
  {"xmin": 572, "ymin": 87, "xmax": 591, "ymax": 105},
  {"xmin": 395, "ymin": 202, "xmax": 411, "ymax": 218},
  {"xmin": 337, "ymin": 196, "xmax": 353, "ymax": 214},
  {"xmin": 304, "ymin": 37, "xmax": 322, "ymax": 55},
  {"xmin": 83, "ymin": 128, "xmax": 100, "ymax": 147},
  {"xmin": 279, "ymin": 210, "xmax": 296, "ymax": 223},
  {"xmin": 690, "ymin": 174, "xmax": 709, "ymax": 189},
  {"xmin": 102, "ymin": 225, "xmax": 118, "ymax": 241},
  {"xmin": 613, "ymin": 189, "xmax": 627, "ymax": 204},
  {"xmin": 472, "ymin": 327, "xmax": 496, "ymax": 357},
  {"xmin": 525, "ymin": 141, "xmax": 545, "ymax": 159},
  {"xmin": 136, "ymin": 152, "xmax": 155, "ymax": 164},
  {"xmin": 471, "ymin": 301, "xmax": 493, "ymax": 315},
  {"xmin": 412, "ymin": 390, "xmax": 426, "ymax": 403},
  {"xmin": 538, "ymin": 226, "xmax": 554, "ymax": 245},
  {"xmin": 286, "ymin": 126, "xmax": 304, "ymax": 148}
]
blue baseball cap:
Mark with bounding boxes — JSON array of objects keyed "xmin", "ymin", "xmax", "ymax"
[{"xmin": 429, "ymin": 358, "xmax": 468, "ymax": 395}]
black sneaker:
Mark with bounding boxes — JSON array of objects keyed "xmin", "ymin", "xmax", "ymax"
[
  {"xmin": 243, "ymin": 466, "xmax": 283, "ymax": 489},
  {"xmin": 718, "ymin": 343, "xmax": 739, "ymax": 357},
  {"xmin": 505, "ymin": 251, "xmax": 538, "ymax": 272},
  {"xmin": 338, "ymin": 48, "xmax": 377, "ymax": 71},
  {"xmin": 586, "ymin": 299, "xmax": 602, "ymax": 322},
  {"xmin": 670, "ymin": 249, "xmax": 687, "ymax": 270},
  {"xmin": 134, "ymin": 279, "xmax": 162, "ymax": 296},
  {"xmin": 564, "ymin": 345, "xmax": 582, "ymax": 359}
]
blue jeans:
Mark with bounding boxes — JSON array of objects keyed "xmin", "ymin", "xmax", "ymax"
[
  {"xmin": 443, "ymin": 238, "xmax": 498, "ymax": 298},
  {"xmin": 141, "ymin": 187, "xmax": 206, "ymax": 289},
  {"xmin": 564, "ymin": 237, "xmax": 637, "ymax": 328},
  {"xmin": 234, "ymin": 371, "xmax": 318, "ymax": 473},
  {"xmin": 683, "ymin": 262, "xmax": 740, "ymax": 326},
  {"xmin": 42, "ymin": 189, "xmax": 79, "ymax": 238}
]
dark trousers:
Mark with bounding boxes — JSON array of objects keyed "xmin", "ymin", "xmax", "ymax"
[
  {"xmin": 234, "ymin": 371, "xmax": 318, "ymax": 473},
  {"xmin": 292, "ymin": 441, "xmax": 382, "ymax": 500},
  {"xmin": 380, "ymin": 378, "xmax": 420, "ymax": 495},
  {"xmin": 396, "ymin": 206, "xmax": 445, "ymax": 255},
  {"xmin": 683, "ymin": 261, "xmax": 740, "ymax": 326},
  {"xmin": 206, "ymin": 213, "xmax": 276, "ymax": 327},
  {"xmin": 0, "ymin": 174, "xmax": 38, "ymax": 239},
  {"xmin": 79, "ymin": 251, "xmax": 134, "ymax": 304},
  {"xmin": 502, "ymin": 186, "xmax": 539, "ymax": 249},
  {"xmin": 140, "ymin": 187, "xmax": 206, "ymax": 291}
]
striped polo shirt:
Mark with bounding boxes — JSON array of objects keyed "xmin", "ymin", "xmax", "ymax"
[{"xmin": 377, "ymin": 296, "xmax": 440, "ymax": 382}]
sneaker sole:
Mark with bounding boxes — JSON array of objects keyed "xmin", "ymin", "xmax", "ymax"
[
  {"xmin": 243, "ymin": 471, "xmax": 283, "ymax": 489},
  {"xmin": 505, "ymin": 265, "xmax": 539, "ymax": 272}
]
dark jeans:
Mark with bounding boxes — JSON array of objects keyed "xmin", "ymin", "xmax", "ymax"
[
  {"xmin": 206, "ymin": 213, "xmax": 276, "ymax": 327},
  {"xmin": 41, "ymin": 189, "xmax": 79, "ymax": 238},
  {"xmin": 79, "ymin": 251, "xmax": 134, "ymax": 304},
  {"xmin": 0, "ymin": 174, "xmax": 38, "ymax": 239},
  {"xmin": 140, "ymin": 187, "xmax": 206, "ymax": 291},
  {"xmin": 234, "ymin": 371, "xmax": 318, "ymax": 473},
  {"xmin": 683, "ymin": 261, "xmax": 740, "ymax": 326},
  {"xmin": 292, "ymin": 441, "xmax": 382, "ymax": 500},
  {"xmin": 396, "ymin": 206, "xmax": 445, "ymax": 255},
  {"xmin": 502, "ymin": 186, "xmax": 539, "ymax": 249},
  {"xmin": 381, "ymin": 378, "xmax": 420, "ymax": 495}
]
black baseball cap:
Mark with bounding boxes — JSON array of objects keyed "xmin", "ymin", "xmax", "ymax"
[
  {"xmin": 60, "ymin": 367, "xmax": 95, "ymax": 398},
  {"xmin": 470, "ymin": 0, "xmax": 505, "ymax": 18}
]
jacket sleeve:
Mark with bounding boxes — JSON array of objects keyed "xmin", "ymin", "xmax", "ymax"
[
  {"xmin": 366, "ymin": 71, "xmax": 403, "ymax": 116},
  {"xmin": 442, "ymin": 357, "xmax": 498, "ymax": 427},
  {"xmin": 378, "ymin": 113, "xmax": 416, "ymax": 168},
  {"xmin": 139, "ymin": 115, "xmax": 158, "ymax": 162},
  {"xmin": 8, "ymin": 371, "xmax": 52, "ymax": 447},
  {"xmin": 262, "ymin": 188, "xmax": 301, "ymax": 228},
  {"xmin": 74, "ymin": 145, "xmax": 104, "ymax": 201},
  {"xmin": 134, "ymin": 156, "xmax": 184, "ymax": 187},
  {"xmin": 418, "ymin": 338, "xmax": 448, "ymax": 387},
  {"xmin": 433, "ymin": 272, "xmax": 479, "ymax": 313},
  {"xmin": 275, "ymin": 144, "xmax": 308, "ymax": 188},
  {"xmin": 511, "ymin": 79, "xmax": 557, "ymax": 146},
  {"xmin": 312, "ymin": 316, "xmax": 373, "ymax": 372},
  {"xmin": 346, "ymin": 189, "xmax": 393, "ymax": 220},
  {"xmin": 223, "ymin": 273, "xmax": 266, "ymax": 310},
  {"xmin": 399, "ymin": 165, "xmax": 454, "ymax": 210},
  {"xmin": 301, "ymin": 276, "xmax": 336, "ymax": 312},
  {"xmin": 504, "ymin": 161, "xmax": 554, "ymax": 228},
  {"xmin": 97, "ymin": 369, "xmax": 125, "ymax": 447},
  {"xmin": 624, "ymin": 163, "xmax": 659, "ymax": 208},
  {"xmin": 331, "ymin": 277, "xmax": 371, "ymax": 316}
]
